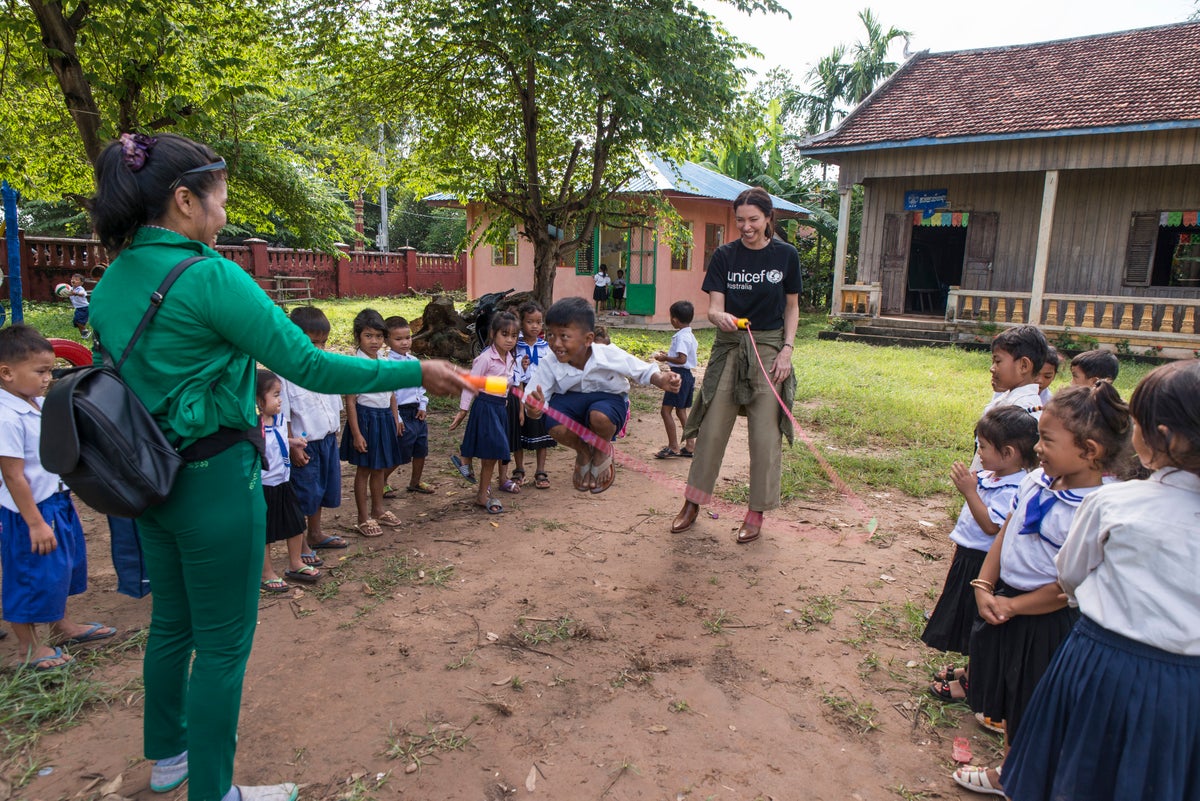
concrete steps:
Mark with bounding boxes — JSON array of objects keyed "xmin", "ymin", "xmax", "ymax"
[{"xmin": 819, "ymin": 316, "xmax": 990, "ymax": 351}]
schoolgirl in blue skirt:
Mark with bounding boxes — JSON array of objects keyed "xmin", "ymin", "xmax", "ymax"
[
  {"xmin": 1005, "ymin": 362, "xmax": 1200, "ymax": 801},
  {"xmin": 955, "ymin": 383, "xmax": 1130, "ymax": 797},
  {"xmin": 339, "ymin": 309, "xmax": 403, "ymax": 538},
  {"xmin": 450, "ymin": 311, "xmax": 519, "ymax": 514}
]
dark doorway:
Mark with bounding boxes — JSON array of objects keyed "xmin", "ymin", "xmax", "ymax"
[{"xmin": 906, "ymin": 225, "xmax": 967, "ymax": 314}]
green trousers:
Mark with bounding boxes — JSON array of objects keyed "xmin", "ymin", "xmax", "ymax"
[
  {"xmin": 684, "ymin": 340, "xmax": 784, "ymax": 512},
  {"xmin": 139, "ymin": 442, "xmax": 265, "ymax": 801}
]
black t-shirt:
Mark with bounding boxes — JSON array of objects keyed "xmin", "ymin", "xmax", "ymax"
[{"xmin": 702, "ymin": 239, "xmax": 802, "ymax": 330}]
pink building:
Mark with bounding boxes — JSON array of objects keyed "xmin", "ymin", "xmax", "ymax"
[{"xmin": 431, "ymin": 157, "xmax": 808, "ymax": 325}]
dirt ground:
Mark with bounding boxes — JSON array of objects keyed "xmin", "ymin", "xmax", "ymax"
[{"xmin": 16, "ymin": 384, "xmax": 993, "ymax": 801}]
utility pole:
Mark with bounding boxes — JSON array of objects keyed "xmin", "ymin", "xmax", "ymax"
[{"xmin": 377, "ymin": 123, "xmax": 389, "ymax": 252}]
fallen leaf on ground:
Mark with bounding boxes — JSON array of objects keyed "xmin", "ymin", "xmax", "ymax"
[{"xmin": 525, "ymin": 765, "xmax": 538, "ymax": 791}]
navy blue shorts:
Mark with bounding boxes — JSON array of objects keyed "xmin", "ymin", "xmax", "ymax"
[
  {"xmin": 396, "ymin": 405, "xmax": 429, "ymax": 463},
  {"xmin": 73, "ymin": 306, "xmax": 89, "ymax": 327},
  {"xmin": 0, "ymin": 491, "xmax": 87, "ymax": 623},
  {"xmin": 547, "ymin": 391, "xmax": 627, "ymax": 438},
  {"xmin": 289, "ymin": 432, "xmax": 341, "ymax": 516},
  {"xmin": 661, "ymin": 366, "xmax": 694, "ymax": 409}
]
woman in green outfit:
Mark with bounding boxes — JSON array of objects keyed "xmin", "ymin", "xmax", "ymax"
[{"xmin": 88, "ymin": 134, "xmax": 467, "ymax": 801}]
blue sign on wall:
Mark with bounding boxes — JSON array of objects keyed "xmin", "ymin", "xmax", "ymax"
[{"xmin": 904, "ymin": 189, "xmax": 948, "ymax": 218}]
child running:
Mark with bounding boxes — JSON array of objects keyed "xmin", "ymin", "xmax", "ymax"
[
  {"xmin": 340, "ymin": 308, "xmax": 403, "ymax": 537},
  {"xmin": 512, "ymin": 302, "xmax": 555, "ymax": 490},
  {"xmin": 1004, "ymin": 360, "xmax": 1200, "ymax": 801},
  {"xmin": 0, "ymin": 325, "xmax": 115, "ymax": 670},
  {"xmin": 653, "ymin": 300, "xmax": 699, "ymax": 459},
  {"xmin": 451, "ymin": 310, "xmax": 519, "ymax": 513},
  {"xmin": 923, "ymin": 405, "xmax": 1038, "ymax": 705},
  {"xmin": 281, "ymin": 306, "xmax": 349, "ymax": 560},
  {"xmin": 67, "ymin": 273, "xmax": 91, "ymax": 339},
  {"xmin": 257, "ymin": 370, "xmax": 318, "ymax": 592},
  {"xmin": 524, "ymin": 297, "xmax": 681, "ymax": 494},
  {"xmin": 954, "ymin": 382, "xmax": 1130, "ymax": 797},
  {"xmin": 384, "ymin": 316, "xmax": 434, "ymax": 495}
]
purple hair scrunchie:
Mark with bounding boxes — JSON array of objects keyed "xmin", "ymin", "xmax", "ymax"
[{"xmin": 119, "ymin": 133, "xmax": 157, "ymax": 172}]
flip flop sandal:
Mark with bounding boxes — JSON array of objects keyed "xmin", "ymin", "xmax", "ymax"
[
  {"xmin": 476, "ymin": 496, "xmax": 503, "ymax": 514},
  {"xmin": 655, "ymin": 447, "xmax": 680, "ymax": 459},
  {"xmin": 952, "ymin": 766, "xmax": 1004, "ymax": 796},
  {"xmin": 929, "ymin": 676, "xmax": 968, "ymax": 701},
  {"xmin": 61, "ymin": 622, "xmax": 117, "ymax": 644},
  {"xmin": 952, "ymin": 736, "xmax": 973, "ymax": 764},
  {"xmin": 407, "ymin": 482, "xmax": 436, "ymax": 494},
  {"xmin": 510, "ymin": 469, "xmax": 526, "ymax": 486},
  {"xmin": 534, "ymin": 471, "xmax": 551, "ymax": 489},
  {"xmin": 376, "ymin": 511, "xmax": 403, "ymax": 527},
  {"xmin": 933, "ymin": 664, "xmax": 967, "ymax": 683},
  {"xmin": 284, "ymin": 566, "xmax": 321, "ymax": 584},
  {"xmin": 382, "ymin": 485, "xmax": 398, "ymax": 499},
  {"xmin": 572, "ymin": 460, "xmax": 591, "ymax": 492},
  {"xmin": 309, "ymin": 535, "xmax": 349, "ymax": 550},
  {"xmin": 974, "ymin": 712, "xmax": 1006, "ymax": 734},
  {"xmin": 451, "ymin": 455, "xmax": 477, "ymax": 483},
  {"xmin": 678, "ymin": 448, "xmax": 694, "ymax": 458},
  {"xmin": 26, "ymin": 646, "xmax": 74, "ymax": 671},
  {"xmin": 260, "ymin": 578, "xmax": 290, "ymax": 594},
  {"xmin": 301, "ymin": 551, "xmax": 323, "ymax": 567},
  {"xmin": 589, "ymin": 455, "xmax": 615, "ymax": 494},
  {"xmin": 499, "ymin": 479, "xmax": 521, "ymax": 494},
  {"xmin": 355, "ymin": 519, "xmax": 384, "ymax": 538}
]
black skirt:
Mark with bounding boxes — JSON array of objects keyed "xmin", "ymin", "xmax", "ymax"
[
  {"xmin": 921, "ymin": 545, "xmax": 988, "ymax": 654},
  {"xmin": 506, "ymin": 391, "xmax": 524, "ymax": 453},
  {"xmin": 264, "ymin": 481, "xmax": 306, "ymax": 544},
  {"xmin": 967, "ymin": 581, "xmax": 1079, "ymax": 742}
]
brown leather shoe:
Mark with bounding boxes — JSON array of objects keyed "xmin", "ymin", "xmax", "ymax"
[
  {"xmin": 671, "ymin": 501, "xmax": 699, "ymax": 533},
  {"xmin": 735, "ymin": 519, "xmax": 761, "ymax": 544}
]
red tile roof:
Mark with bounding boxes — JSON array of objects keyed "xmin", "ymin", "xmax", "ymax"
[{"xmin": 803, "ymin": 21, "xmax": 1200, "ymax": 151}]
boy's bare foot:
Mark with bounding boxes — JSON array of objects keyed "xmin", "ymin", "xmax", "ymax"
[
  {"xmin": 572, "ymin": 449, "xmax": 593, "ymax": 491},
  {"xmin": 53, "ymin": 621, "xmax": 117, "ymax": 644},
  {"xmin": 22, "ymin": 645, "xmax": 74, "ymax": 670}
]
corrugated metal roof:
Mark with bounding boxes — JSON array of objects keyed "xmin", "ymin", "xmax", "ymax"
[{"xmin": 425, "ymin": 155, "xmax": 809, "ymax": 215}]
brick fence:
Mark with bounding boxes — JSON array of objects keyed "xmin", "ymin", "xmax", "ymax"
[{"xmin": 0, "ymin": 231, "xmax": 466, "ymax": 302}]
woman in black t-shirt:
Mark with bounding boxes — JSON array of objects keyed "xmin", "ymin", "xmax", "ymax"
[{"xmin": 671, "ymin": 188, "xmax": 800, "ymax": 544}]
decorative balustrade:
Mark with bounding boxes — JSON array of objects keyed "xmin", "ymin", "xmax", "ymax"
[
  {"xmin": 945, "ymin": 288, "xmax": 1032, "ymax": 326},
  {"xmin": 838, "ymin": 282, "xmax": 881, "ymax": 317}
]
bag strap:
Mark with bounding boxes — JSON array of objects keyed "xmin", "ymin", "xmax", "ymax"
[{"xmin": 106, "ymin": 255, "xmax": 207, "ymax": 372}]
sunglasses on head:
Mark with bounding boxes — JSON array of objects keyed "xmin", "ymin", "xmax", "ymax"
[{"xmin": 169, "ymin": 159, "xmax": 226, "ymax": 190}]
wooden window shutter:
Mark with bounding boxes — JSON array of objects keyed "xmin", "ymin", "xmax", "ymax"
[
  {"xmin": 1122, "ymin": 213, "xmax": 1158, "ymax": 287},
  {"xmin": 964, "ymin": 212, "xmax": 999, "ymax": 273}
]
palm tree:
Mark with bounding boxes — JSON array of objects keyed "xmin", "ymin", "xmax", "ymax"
[
  {"xmin": 844, "ymin": 9, "xmax": 911, "ymax": 104},
  {"xmin": 802, "ymin": 45, "xmax": 849, "ymax": 135}
]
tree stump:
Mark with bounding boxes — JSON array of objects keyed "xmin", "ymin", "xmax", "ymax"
[{"xmin": 411, "ymin": 295, "xmax": 474, "ymax": 363}]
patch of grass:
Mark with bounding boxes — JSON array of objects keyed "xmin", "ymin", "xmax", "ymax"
[
  {"xmin": 820, "ymin": 692, "xmax": 880, "ymax": 734},
  {"xmin": 317, "ymin": 551, "xmax": 454, "ymax": 614},
  {"xmin": 851, "ymin": 601, "xmax": 926, "ymax": 645},
  {"xmin": 792, "ymin": 593, "xmax": 842, "ymax": 631},
  {"xmin": 889, "ymin": 785, "xmax": 934, "ymax": 801},
  {"xmin": 509, "ymin": 676, "xmax": 525, "ymax": 692},
  {"xmin": 702, "ymin": 609, "xmax": 730, "ymax": 635},
  {"xmin": 518, "ymin": 616, "xmax": 576, "ymax": 645},
  {"xmin": 384, "ymin": 722, "xmax": 471, "ymax": 771},
  {"xmin": 444, "ymin": 651, "xmax": 476, "ymax": 671},
  {"xmin": 610, "ymin": 668, "xmax": 653, "ymax": 689},
  {"xmin": 341, "ymin": 772, "xmax": 391, "ymax": 801},
  {"xmin": 668, "ymin": 699, "xmax": 692, "ymax": 713}
]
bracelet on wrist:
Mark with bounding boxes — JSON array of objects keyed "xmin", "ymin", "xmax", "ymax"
[
  {"xmin": 969, "ymin": 579, "xmax": 995, "ymax": 592},
  {"xmin": 781, "ymin": 344, "xmax": 794, "ymax": 350}
]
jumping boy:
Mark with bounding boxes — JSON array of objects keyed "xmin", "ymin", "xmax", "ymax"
[
  {"xmin": 654, "ymin": 300, "xmax": 698, "ymax": 459},
  {"xmin": 67, "ymin": 273, "xmax": 90, "ymax": 339},
  {"xmin": 524, "ymin": 297, "xmax": 681, "ymax": 494},
  {"xmin": 384, "ymin": 316, "xmax": 433, "ymax": 495},
  {"xmin": 0, "ymin": 325, "xmax": 115, "ymax": 670},
  {"xmin": 1069, "ymin": 349, "xmax": 1119, "ymax": 387},
  {"xmin": 280, "ymin": 307, "xmax": 349, "ymax": 560}
]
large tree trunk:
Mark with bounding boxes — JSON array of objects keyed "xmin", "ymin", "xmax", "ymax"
[
  {"xmin": 26, "ymin": 1, "xmax": 104, "ymax": 163},
  {"xmin": 531, "ymin": 233, "xmax": 559, "ymax": 310}
]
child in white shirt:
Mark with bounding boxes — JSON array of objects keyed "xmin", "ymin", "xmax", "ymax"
[{"xmin": 653, "ymin": 300, "xmax": 699, "ymax": 459}]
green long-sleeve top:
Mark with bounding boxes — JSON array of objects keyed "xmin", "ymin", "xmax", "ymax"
[{"xmin": 90, "ymin": 227, "xmax": 421, "ymax": 447}]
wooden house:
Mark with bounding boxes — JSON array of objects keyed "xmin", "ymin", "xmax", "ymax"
[
  {"xmin": 430, "ymin": 156, "xmax": 807, "ymax": 325},
  {"xmin": 800, "ymin": 21, "xmax": 1200, "ymax": 354}
]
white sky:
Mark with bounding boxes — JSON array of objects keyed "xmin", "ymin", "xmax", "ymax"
[{"xmin": 706, "ymin": 0, "xmax": 1197, "ymax": 85}]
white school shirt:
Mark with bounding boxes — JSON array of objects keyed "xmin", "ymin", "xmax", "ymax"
[
  {"xmin": 593, "ymin": 272, "xmax": 611, "ymax": 289},
  {"xmin": 668, "ymin": 326, "xmax": 699, "ymax": 370},
  {"xmin": 280, "ymin": 376, "xmax": 342, "ymax": 441},
  {"xmin": 1038, "ymin": 387, "xmax": 1052, "ymax": 406},
  {"xmin": 999, "ymin": 468, "xmax": 1110, "ymax": 591},
  {"xmin": 526, "ymin": 342, "xmax": 658, "ymax": 404},
  {"xmin": 389, "ymin": 351, "xmax": 428, "ymax": 410},
  {"xmin": 0, "ymin": 391, "xmax": 64, "ymax": 511},
  {"xmin": 69, "ymin": 285, "xmax": 89, "ymax": 309},
  {"xmin": 971, "ymin": 383, "xmax": 1044, "ymax": 470},
  {"xmin": 261, "ymin": 412, "xmax": 291, "ymax": 487},
  {"xmin": 948, "ymin": 469, "xmax": 1026, "ymax": 552},
  {"xmin": 1057, "ymin": 468, "xmax": 1200, "ymax": 655},
  {"xmin": 351, "ymin": 350, "xmax": 393, "ymax": 409},
  {"xmin": 513, "ymin": 335, "xmax": 551, "ymax": 385}
]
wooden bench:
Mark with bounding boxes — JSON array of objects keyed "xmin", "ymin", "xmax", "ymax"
[{"xmin": 260, "ymin": 275, "xmax": 315, "ymax": 307}]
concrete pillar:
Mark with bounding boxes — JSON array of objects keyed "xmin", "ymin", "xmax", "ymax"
[
  {"xmin": 831, "ymin": 186, "xmax": 853, "ymax": 314},
  {"xmin": 1028, "ymin": 170, "xmax": 1059, "ymax": 326}
]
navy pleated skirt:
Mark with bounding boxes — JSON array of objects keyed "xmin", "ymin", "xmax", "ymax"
[
  {"xmin": 460, "ymin": 392, "xmax": 510, "ymax": 462},
  {"xmin": 967, "ymin": 581, "xmax": 1078, "ymax": 741},
  {"xmin": 921, "ymin": 545, "xmax": 987, "ymax": 654},
  {"xmin": 1004, "ymin": 616, "xmax": 1200, "ymax": 801},
  {"xmin": 340, "ymin": 404, "xmax": 402, "ymax": 469}
]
